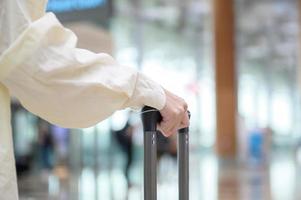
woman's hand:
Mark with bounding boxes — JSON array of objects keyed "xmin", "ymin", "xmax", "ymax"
[{"xmin": 158, "ymin": 89, "xmax": 189, "ymax": 137}]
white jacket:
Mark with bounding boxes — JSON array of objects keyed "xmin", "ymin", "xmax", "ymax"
[{"xmin": 0, "ymin": 1, "xmax": 166, "ymax": 199}]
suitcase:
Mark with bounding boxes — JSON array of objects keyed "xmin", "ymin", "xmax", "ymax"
[{"xmin": 141, "ymin": 106, "xmax": 190, "ymax": 200}]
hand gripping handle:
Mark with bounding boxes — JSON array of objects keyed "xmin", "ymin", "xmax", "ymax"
[{"xmin": 141, "ymin": 106, "xmax": 190, "ymax": 200}]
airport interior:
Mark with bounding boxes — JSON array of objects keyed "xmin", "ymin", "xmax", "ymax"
[{"xmin": 9, "ymin": 0, "xmax": 301, "ymax": 199}]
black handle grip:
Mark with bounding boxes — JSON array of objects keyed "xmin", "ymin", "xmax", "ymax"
[
  {"xmin": 142, "ymin": 106, "xmax": 160, "ymax": 200},
  {"xmin": 141, "ymin": 106, "xmax": 162, "ymax": 132}
]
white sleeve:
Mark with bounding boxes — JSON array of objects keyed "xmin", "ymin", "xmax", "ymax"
[{"xmin": 1, "ymin": 13, "xmax": 166, "ymax": 128}]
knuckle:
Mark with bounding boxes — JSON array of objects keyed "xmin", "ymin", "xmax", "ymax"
[
  {"xmin": 176, "ymin": 109, "xmax": 182, "ymax": 116},
  {"xmin": 172, "ymin": 108, "xmax": 179, "ymax": 115},
  {"xmin": 176, "ymin": 107, "xmax": 184, "ymax": 116}
]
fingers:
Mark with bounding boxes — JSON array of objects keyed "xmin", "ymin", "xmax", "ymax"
[
  {"xmin": 158, "ymin": 111, "xmax": 189, "ymax": 137},
  {"xmin": 158, "ymin": 89, "xmax": 189, "ymax": 137},
  {"xmin": 161, "ymin": 110, "xmax": 183, "ymax": 136},
  {"xmin": 179, "ymin": 111, "xmax": 190, "ymax": 129},
  {"xmin": 168, "ymin": 110, "xmax": 183, "ymax": 135},
  {"xmin": 158, "ymin": 120, "xmax": 176, "ymax": 137}
]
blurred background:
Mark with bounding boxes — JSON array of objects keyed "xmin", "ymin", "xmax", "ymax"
[{"xmin": 14, "ymin": 0, "xmax": 301, "ymax": 199}]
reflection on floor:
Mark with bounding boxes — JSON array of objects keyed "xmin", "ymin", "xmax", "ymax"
[{"xmin": 18, "ymin": 150, "xmax": 301, "ymax": 200}]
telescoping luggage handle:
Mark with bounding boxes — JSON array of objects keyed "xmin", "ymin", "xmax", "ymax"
[{"xmin": 141, "ymin": 106, "xmax": 190, "ymax": 200}]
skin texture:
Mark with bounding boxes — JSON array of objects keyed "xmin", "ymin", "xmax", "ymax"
[{"xmin": 159, "ymin": 89, "xmax": 190, "ymax": 137}]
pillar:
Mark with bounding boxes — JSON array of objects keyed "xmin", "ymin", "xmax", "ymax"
[{"xmin": 213, "ymin": 0, "xmax": 237, "ymax": 158}]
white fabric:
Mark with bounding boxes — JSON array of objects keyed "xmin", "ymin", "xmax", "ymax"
[
  {"xmin": 0, "ymin": 84, "xmax": 18, "ymax": 200},
  {"xmin": 0, "ymin": 1, "xmax": 166, "ymax": 199}
]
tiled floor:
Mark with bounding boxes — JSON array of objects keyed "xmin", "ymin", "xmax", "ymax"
[{"xmin": 18, "ymin": 151, "xmax": 301, "ymax": 200}]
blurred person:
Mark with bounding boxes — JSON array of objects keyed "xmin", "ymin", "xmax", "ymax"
[
  {"xmin": 112, "ymin": 120, "xmax": 134, "ymax": 187},
  {"xmin": 157, "ymin": 132, "xmax": 178, "ymax": 184},
  {"xmin": 238, "ymin": 115, "xmax": 248, "ymax": 164},
  {"xmin": 248, "ymin": 128, "xmax": 264, "ymax": 165},
  {"xmin": 262, "ymin": 127, "xmax": 273, "ymax": 164},
  {"xmin": 157, "ymin": 132, "xmax": 177, "ymax": 160},
  {"xmin": 50, "ymin": 125, "xmax": 70, "ymax": 165},
  {"xmin": 0, "ymin": 1, "xmax": 189, "ymax": 199},
  {"xmin": 50, "ymin": 125, "xmax": 70, "ymax": 180},
  {"xmin": 38, "ymin": 120, "xmax": 54, "ymax": 171}
]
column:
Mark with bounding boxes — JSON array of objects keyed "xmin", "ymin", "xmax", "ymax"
[{"xmin": 213, "ymin": 0, "xmax": 237, "ymax": 158}]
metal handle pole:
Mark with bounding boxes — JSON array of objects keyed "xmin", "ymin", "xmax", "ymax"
[
  {"xmin": 178, "ymin": 125, "xmax": 189, "ymax": 200},
  {"xmin": 141, "ymin": 106, "xmax": 161, "ymax": 200}
]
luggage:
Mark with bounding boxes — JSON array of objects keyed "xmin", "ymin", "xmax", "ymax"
[{"xmin": 141, "ymin": 106, "xmax": 190, "ymax": 200}]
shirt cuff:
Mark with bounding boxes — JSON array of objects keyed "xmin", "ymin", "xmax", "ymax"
[{"xmin": 123, "ymin": 72, "xmax": 166, "ymax": 110}]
